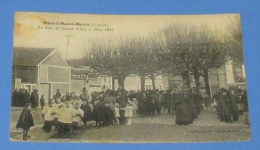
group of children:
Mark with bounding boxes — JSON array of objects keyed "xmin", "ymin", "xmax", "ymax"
[
  {"xmin": 15, "ymin": 99, "xmax": 135, "ymax": 140},
  {"xmin": 41, "ymin": 98, "xmax": 85, "ymax": 137}
]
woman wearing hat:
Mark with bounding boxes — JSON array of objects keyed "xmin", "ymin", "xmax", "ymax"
[{"xmin": 16, "ymin": 103, "xmax": 34, "ymax": 140}]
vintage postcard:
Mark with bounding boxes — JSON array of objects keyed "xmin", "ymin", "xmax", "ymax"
[{"xmin": 10, "ymin": 12, "xmax": 250, "ymax": 143}]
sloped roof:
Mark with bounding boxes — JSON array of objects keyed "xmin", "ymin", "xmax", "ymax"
[
  {"xmin": 66, "ymin": 59, "xmax": 98, "ymax": 75},
  {"xmin": 66, "ymin": 58, "xmax": 87, "ymax": 68},
  {"xmin": 13, "ymin": 47, "xmax": 55, "ymax": 66}
]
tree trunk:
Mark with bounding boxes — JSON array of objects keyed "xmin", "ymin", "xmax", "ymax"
[
  {"xmin": 193, "ymin": 69, "xmax": 201, "ymax": 94},
  {"xmin": 151, "ymin": 73, "xmax": 156, "ymax": 90},
  {"xmin": 203, "ymin": 69, "xmax": 211, "ymax": 98},
  {"xmin": 117, "ymin": 76, "xmax": 126, "ymax": 90},
  {"xmin": 112, "ymin": 76, "xmax": 115, "ymax": 90},
  {"xmin": 140, "ymin": 72, "xmax": 146, "ymax": 92},
  {"xmin": 181, "ymin": 70, "xmax": 191, "ymax": 93}
]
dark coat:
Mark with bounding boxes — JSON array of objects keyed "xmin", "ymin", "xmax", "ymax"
[
  {"xmin": 16, "ymin": 108, "xmax": 34, "ymax": 130},
  {"xmin": 220, "ymin": 92, "xmax": 231, "ymax": 115},
  {"xmin": 229, "ymin": 93, "xmax": 239, "ymax": 115},
  {"xmin": 30, "ymin": 91, "xmax": 39, "ymax": 108},
  {"xmin": 118, "ymin": 93, "xmax": 128, "ymax": 108},
  {"xmin": 164, "ymin": 91, "xmax": 172, "ymax": 107},
  {"xmin": 92, "ymin": 102, "xmax": 104, "ymax": 122},
  {"xmin": 193, "ymin": 93, "xmax": 203, "ymax": 111},
  {"xmin": 175, "ymin": 94, "xmax": 193, "ymax": 125},
  {"xmin": 80, "ymin": 103, "xmax": 92, "ymax": 121},
  {"xmin": 187, "ymin": 96, "xmax": 198, "ymax": 120},
  {"xmin": 243, "ymin": 92, "xmax": 248, "ymax": 112}
]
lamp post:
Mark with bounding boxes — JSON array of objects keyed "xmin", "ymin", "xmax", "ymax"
[{"xmin": 65, "ymin": 34, "xmax": 73, "ymax": 59}]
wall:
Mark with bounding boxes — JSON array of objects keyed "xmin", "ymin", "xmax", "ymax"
[
  {"xmin": 51, "ymin": 83, "xmax": 70, "ymax": 97},
  {"xmin": 114, "ymin": 74, "xmax": 164, "ymax": 91}
]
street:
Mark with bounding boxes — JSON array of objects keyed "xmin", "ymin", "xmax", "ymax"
[{"xmin": 10, "ymin": 107, "xmax": 251, "ymax": 143}]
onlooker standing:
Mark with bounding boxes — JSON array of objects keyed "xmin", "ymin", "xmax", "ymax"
[
  {"xmin": 92, "ymin": 99, "xmax": 104, "ymax": 128},
  {"xmin": 242, "ymin": 90, "xmax": 249, "ymax": 125},
  {"xmin": 55, "ymin": 89, "xmax": 61, "ymax": 99},
  {"xmin": 118, "ymin": 91, "xmax": 128, "ymax": 124},
  {"xmin": 220, "ymin": 89, "xmax": 232, "ymax": 123},
  {"xmin": 203, "ymin": 95, "xmax": 211, "ymax": 110},
  {"xmin": 229, "ymin": 89, "xmax": 239, "ymax": 122},
  {"xmin": 16, "ymin": 103, "xmax": 34, "ymax": 140},
  {"xmin": 40, "ymin": 95, "xmax": 45, "ymax": 109},
  {"xmin": 125, "ymin": 100, "xmax": 134, "ymax": 125},
  {"xmin": 80, "ymin": 100, "xmax": 92, "ymax": 128},
  {"xmin": 30, "ymin": 89, "xmax": 39, "ymax": 108}
]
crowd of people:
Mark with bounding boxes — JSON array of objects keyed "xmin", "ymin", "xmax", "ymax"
[
  {"xmin": 11, "ymin": 89, "xmax": 41, "ymax": 108},
  {"xmin": 212, "ymin": 88, "xmax": 248, "ymax": 124},
  {"xmin": 14, "ymin": 87, "xmax": 249, "ymax": 140}
]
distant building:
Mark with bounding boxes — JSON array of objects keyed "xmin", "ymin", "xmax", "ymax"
[
  {"xmin": 113, "ymin": 74, "xmax": 164, "ymax": 91},
  {"xmin": 66, "ymin": 59, "xmax": 112, "ymax": 94},
  {"xmin": 162, "ymin": 60, "xmax": 246, "ymax": 96},
  {"xmin": 12, "ymin": 47, "xmax": 71, "ymax": 101}
]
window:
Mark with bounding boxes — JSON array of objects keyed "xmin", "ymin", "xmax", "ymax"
[
  {"xmin": 21, "ymin": 84, "xmax": 37, "ymax": 93},
  {"xmin": 158, "ymin": 85, "xmax": 163, "ymax": 91},
  {"xmin": 145, "ymin": 85, "xmax": 152, "ymax": 90}
]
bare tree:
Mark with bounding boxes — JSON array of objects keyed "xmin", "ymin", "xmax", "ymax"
[
  {"xmin": 225, "ymin": 15, "xmax": 244, "ymax": 64},
  {"xmin": 130, "ymin": 37, "xmax": 161, "ymax": 91},
  {"xmin": 84, "ymin": 38, "xmax": 138, "ymax": 90},
  {"xmin": 157, "ymin": 23, "xmax": 230, "ymax": 95}
]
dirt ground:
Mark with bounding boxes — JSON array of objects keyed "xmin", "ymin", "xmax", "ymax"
[{"xmin": 10, "ymin": 107, "xmax": 251, "ymax": 143}]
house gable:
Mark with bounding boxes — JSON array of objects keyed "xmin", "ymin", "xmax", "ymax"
[
  {"xmin": 13, "ymin": 47, "xmax": 54, "ymax": 66},
  {"xmin": 41, "ymin": 52, "xmax": 69, "ymax": 67}
]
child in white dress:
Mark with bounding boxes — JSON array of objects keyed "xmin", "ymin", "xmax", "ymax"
[
  {"xmin": 124, "ymin": 100, "xmax": 133, "ymax": 125},
  {"xmin": 132, "ymin": 98, "xmax": 138, "ymax": 114}
]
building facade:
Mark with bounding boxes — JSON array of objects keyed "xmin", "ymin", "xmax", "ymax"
[
  {"xmin": 162, "ymin": 60, "xmax": 246, "ymax": 96},
  {"xmin": 66, "ymin": 59, "xmax": 112, "ymax": 94},
  {"xmin": 12, "ymin": 47, "xmax": 71, "ymax": 101}
]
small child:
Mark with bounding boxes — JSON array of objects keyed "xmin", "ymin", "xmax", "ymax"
[
  {"xmin": 124, "ymin": 100, "xmax": 134, "ymax": 125},
  {"xmin": 40, "ymin": 95, "xmax": 45, "ymax": 109},
  {"xmin": 132, "ymin": 98, "xmax": 138, "ymax": 114},
  {"xmin": 115, "ymin": 103, "xmax": 120, "ymax": 124},
  {"xmin": 16, "ymin": 103, "xmax": 34, "ymax": 140}
]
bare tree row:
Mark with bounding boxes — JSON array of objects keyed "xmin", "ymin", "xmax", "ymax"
[{"xmin": 84, "ymin": 17, "xmax": 243, "ymax": 96}]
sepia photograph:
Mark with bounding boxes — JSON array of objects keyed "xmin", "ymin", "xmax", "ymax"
[{"xmin": 10, "ymin": 12, "xmax": 250, "ymax": 143}]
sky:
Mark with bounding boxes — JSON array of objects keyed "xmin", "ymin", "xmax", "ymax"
[{"xmin": 13, "ymin": 12, "xmax": 240, "ymax": 59}]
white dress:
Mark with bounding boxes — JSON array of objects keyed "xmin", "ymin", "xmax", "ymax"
[
  {"xmin": 124, "ymin": 105, "xmax": 133, "ymax": 118},
  {"xmin": 58, "ymin": 107, "xmax": 74, "ymax": 123},
  {"xmin": 41, "ymin": 106, "xmax": 56, "ymax": 121},
  {"xmin": 72, "ymin": 108, "xmax": 84, "ymax": 123},
  {"xmin": 132, "ymin": 99, "xmax": 138, "ymax": 111},
  {"xmin": 115, "ymin": 107, "xmax": 120, "ymax": 118}
]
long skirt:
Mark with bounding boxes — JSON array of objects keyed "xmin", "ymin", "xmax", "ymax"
[
  {"xmin": 119, "ymin": 110, "xmax": 126, "ymax": 124},
  {"xmin": 187, "ymin": 101, "xmax": 198, "ymax": 120},
  {"xmin": 175, "ymin": 103, "xmax": 193, "ymax": 125}
]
